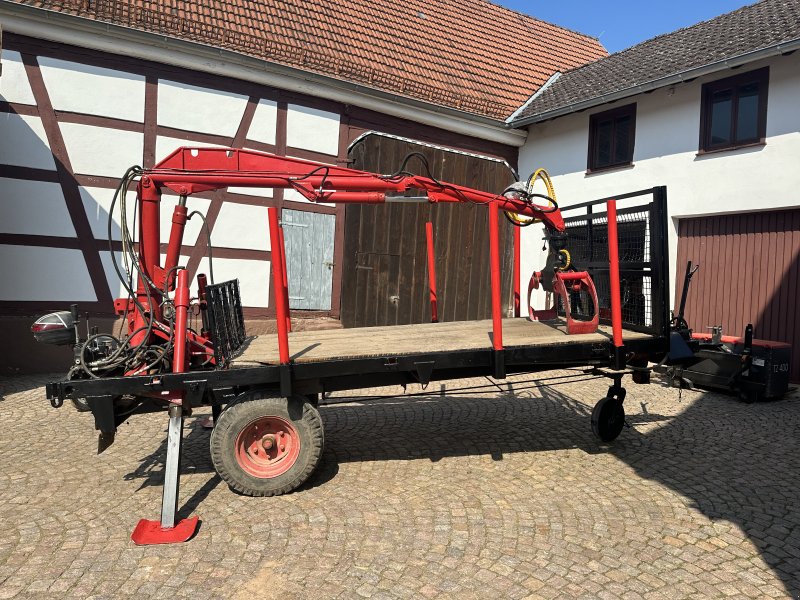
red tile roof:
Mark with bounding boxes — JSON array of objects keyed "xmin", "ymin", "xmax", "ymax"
[{"xmin": 13, "ymin": 0, "xmax": 607, "ymax": 119}]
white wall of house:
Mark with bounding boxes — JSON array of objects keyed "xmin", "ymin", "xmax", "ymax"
[
  {"xmin": 0, "ymin": 46, "xmax": 342, "ymax": 310},
  {"xmin": 518, "ymin": 52, "xmax": 800, "ymax": 310}
]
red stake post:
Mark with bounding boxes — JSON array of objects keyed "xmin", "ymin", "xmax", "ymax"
[
  {"xmin": 425, "ymin": 221, "xmax": 439, "ymax": 323},
  {"xmin": 268, "ymin": 207, "xmax": 290, "ymax": 364},
  {"xmin": 606, "ymin": 200, "xmax": 625, "ymax": 368},
  {"xmin": 513, "ymin": 226, "xmax": 521, "ymax": 318},
  {"xmin": 488, "ymin": 202, "xmax": 504, "ymax": 376}
]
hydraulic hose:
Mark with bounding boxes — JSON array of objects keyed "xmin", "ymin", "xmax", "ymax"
[{"xmin": 504, "ymin": 168, "xmax": 557, "ymax": 227}]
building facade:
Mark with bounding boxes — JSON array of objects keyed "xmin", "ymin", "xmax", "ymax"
[
  {"xmin": 512, "ymin": 0, "xmax": 800, "ymax": 379},
  {"xmin": 0, "ymin": 1, "xmax": 605, "ymax": 373}
]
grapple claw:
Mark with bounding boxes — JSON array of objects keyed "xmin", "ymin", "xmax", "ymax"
[{"xmin": 528, "ymin": 270, "xmax": 599, "ymax": 335}]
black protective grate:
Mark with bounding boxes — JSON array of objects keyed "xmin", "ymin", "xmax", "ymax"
[
  {"xmin": 205, "ymin": 279, "xmax": 246, "ymax": 369},
  {"xmin": 556, "ymin": 191, "xmax": 668, "ymax": 337}
]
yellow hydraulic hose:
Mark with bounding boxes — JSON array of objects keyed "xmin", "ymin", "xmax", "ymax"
[{"xmin": 505, "ymin": 168, "xmax": 556, "ymax": 225}]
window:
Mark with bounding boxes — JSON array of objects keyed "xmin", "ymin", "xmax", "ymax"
[
  {"xmin": 587, "ymin": 103, "xmax": 636, "ymax": 172},
  {"xmin": 700, "ymin": 67, "xmax": 769, "ymax": 152}
]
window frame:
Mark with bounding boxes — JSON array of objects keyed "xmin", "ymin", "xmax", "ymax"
[
  {"xmin": 699, "ymin": 67, "xmax": 769, "ymax": 154},
  {"xmin": 586, "ymin": 103, "xmax": 637, "ymax": 173}
]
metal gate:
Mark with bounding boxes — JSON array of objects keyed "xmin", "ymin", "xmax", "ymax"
[{"xmin": 282, "ymin": 209, "xmax": 335, "ymax": 310}]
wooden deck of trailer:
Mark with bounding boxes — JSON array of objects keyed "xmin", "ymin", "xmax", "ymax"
[{"xmin": 230, "ymin": 318, "xmax": 653, "ymax": 367}]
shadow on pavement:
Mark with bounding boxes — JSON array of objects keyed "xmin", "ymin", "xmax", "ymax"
[
  {"xmin": 121, "ymin": 379, "xmax": 798, "ymax": 594},
  {"xmin": 612, "ymin": 392, "xmax": 800, "ymax": 596}
]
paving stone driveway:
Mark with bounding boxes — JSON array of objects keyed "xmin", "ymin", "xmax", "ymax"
[{"xmin": 0, "ymin": 372, "xmax": 798, "ymax": 599}]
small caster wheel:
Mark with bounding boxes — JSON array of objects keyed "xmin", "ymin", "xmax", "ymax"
[{"xmin": 591, "ymin": 397, "xmax": 625, "ymax": 443}]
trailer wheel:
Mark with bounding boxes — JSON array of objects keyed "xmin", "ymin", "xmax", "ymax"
[
  {"xmin": 591, "ymin": 397, "xmax": 625, "ymax": 443},
  {"xmin": 210, "ymin": 394, "xmax": 324, "ymax": 496}
]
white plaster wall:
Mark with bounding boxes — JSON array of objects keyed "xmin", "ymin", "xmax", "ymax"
[
  {"xmin": 0, "ymin": 113, "xmax": 56, "ymax": 170},
  {"xmin": 227, "ymin": 186, "xmax": 274, "ymax": 198},
  {"xmin": 0, "ymin": 50, "xmax": 36, "ymax": 105},
  {"xmin": 99, "ymin": 250, "xmax": 131, "ymax": 300},
  {"xmin": 247, "ymin": 99, "xmax": 278, "ymax": 145},
  {"xmin": 60, "ymin": 123, "xmax": 143, "ymax": 177},
  {"xmin": 286, "ymin": 104, "xmax": 339, "ymax": 156},
  {"xmin": 38, "ymin": 57, "xmax": 146, "ymax": 122},
  {"xmin": 83, "ymin": 187, "xmax": 212, "ymax": 244},
  {"xmin": 0, "ymin": 245, "xmax": 96, "ymax": 301},
  {"xmin": 160, "ymin": 194, "xmax": 212, "ymax": 247},
  {"xmin": 0, "ymin": 177, "xmax": 74, "ymax": 237},
  {"xmin": 196, "ymin": 256, "xmax": 271, "ymax": 308},
  {"xmin": 157, "ymin": 79, "xmax": 247, "ymax": 137},
  {"xmin": 211, "ymin": 203, "xmax": 271, "ymax": 251},
  {"xmin": 518, "ymin": 54, "xmax": 800, "ymax": 308},
  {"xmin": 80, "ymin": 186, "xmax": 137, "ymax": 240}
]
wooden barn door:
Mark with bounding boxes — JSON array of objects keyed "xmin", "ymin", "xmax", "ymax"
[
  {"xmin": 675, "ymin": 209, "xmax": 800, "ymax": 381},
  {"xmin": 341, "ymin": 134, "xmax": 516, "ymax": 327}
]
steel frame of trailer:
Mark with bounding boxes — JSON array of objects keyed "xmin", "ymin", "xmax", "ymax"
[{"xmin": 44, "ymin": 186, "xmax": 670, "ymax": 544}]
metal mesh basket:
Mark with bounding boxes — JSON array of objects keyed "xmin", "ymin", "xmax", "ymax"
[{"xmin": 205, "ymin": 279, "xmax": 246, "ymax": 368}]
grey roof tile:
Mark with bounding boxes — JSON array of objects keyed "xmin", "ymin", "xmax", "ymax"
[{"xmin": 512, "ymin": 0, "xmax": 800, "ymax": 124}]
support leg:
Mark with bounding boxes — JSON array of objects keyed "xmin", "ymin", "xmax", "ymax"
[
  {"xmin": 131, "ymin": 405, "xmax": 200, "ymax": 545},
  {"xmin": 161, "ymin": 405, "xmax": 183, "ymax": 529}
]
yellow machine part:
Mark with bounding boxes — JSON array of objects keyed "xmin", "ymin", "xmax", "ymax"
[{"xmin": 505, "ymin": 168, "xmax": 556, "ymax": 225}]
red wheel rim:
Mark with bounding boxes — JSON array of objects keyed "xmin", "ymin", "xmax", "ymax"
[{"xmin": 235, "ymin": 416, "xmax": 301, "ymax": 478}]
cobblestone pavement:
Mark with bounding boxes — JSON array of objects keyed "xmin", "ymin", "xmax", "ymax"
[{"xmin": 1, "ymin": 372, "xmax": 799, "ymax": 599}]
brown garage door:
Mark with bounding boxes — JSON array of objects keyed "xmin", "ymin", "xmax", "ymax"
[{"xmin": 676, "ymin": 209, "xmax": 800, "ymax": 382}]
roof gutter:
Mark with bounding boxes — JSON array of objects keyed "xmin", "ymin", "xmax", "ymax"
[
  {"xmin": 0, "ymin": 3, "xmax": 527, "ymax": 147},
  {"xmin": 511, "ymin": 36, "xmax": 800, "ymax": 127},
  {"xmin": 504, "ymin": 72, "xmax": 561, "ymax": 124}
]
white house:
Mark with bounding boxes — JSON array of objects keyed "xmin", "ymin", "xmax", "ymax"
[{"xmin": 510, "ymin": 0, "xmax": 800, "ymax": 380}]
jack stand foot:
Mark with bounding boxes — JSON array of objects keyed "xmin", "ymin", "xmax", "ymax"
[
  {"xmin": 131, "ymin": 516, "xmax": 199, "ymax": 545},
  {"xmin": 132, "ymin": 404, "xmax": 200, "ymax": 545}
]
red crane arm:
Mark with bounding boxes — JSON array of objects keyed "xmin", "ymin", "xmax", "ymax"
[{"xmin": 142, "ymin": 147, "xmax": 565, "ymax": 232}]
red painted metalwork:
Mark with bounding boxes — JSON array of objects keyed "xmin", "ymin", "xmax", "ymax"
[
  {"xmin": 488, "ymin": 201, "xmax": 503, "ymax": 351},
  {"xmin": 197, "ymin": 273, "xmax": 209, "ymax": 336},
  {"xmin": 691, "ymin": 332, "xmax": 791, "ymax": 349},
  {"xmin": 234, "ymin": 416, "xmax": 301, "ymax": 478},
  {"xmin": 268, "ymin": 207, "xmax": 290, "ymax": 364},
  {"xmin": 147, "ymin": 148, "xmax": 566, "ymax": 232},
  {"xmin": 131, "ymin": 515, "xmax": 199, "ymax": 546},
  {"xmin": 607, "ymin": 200, "xmax": 624, "ymax": 350},
  {"xmin": 527, "ymin": 270, "xmax": 599, "ymax": 335},
  {"xmin": 172, "ymin": 269, "xmax": 190, "ymax": 372},
  {"xmin": 425, "ymin": 221, "xmax": 438, "ymax": 323},
  {"xmin": 160, "ymin": 201, "xmax": 187, "ymax": 291},
  {"xmin": 137, "ymin": 180, "xmax": 162, "ymax": 285},
  {"xmin": 122, "ymin": 146, "xmax": 596, "ymax": 375},
  {"xmin": 513, "ymin": 226, "xmax": 521, "ymax": 318}
]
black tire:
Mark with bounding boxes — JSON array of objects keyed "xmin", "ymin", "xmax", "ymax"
[
  {"xmin": 210, "ymin": 393, "xmax": 324, "ymax": 496},
  {"xmin": 591, "ymin": 397, "xmax": 625, "ymax": 443},
  {"xmin": 71, "ymin": 397, "xmax": 92, "ymax": 412}
]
